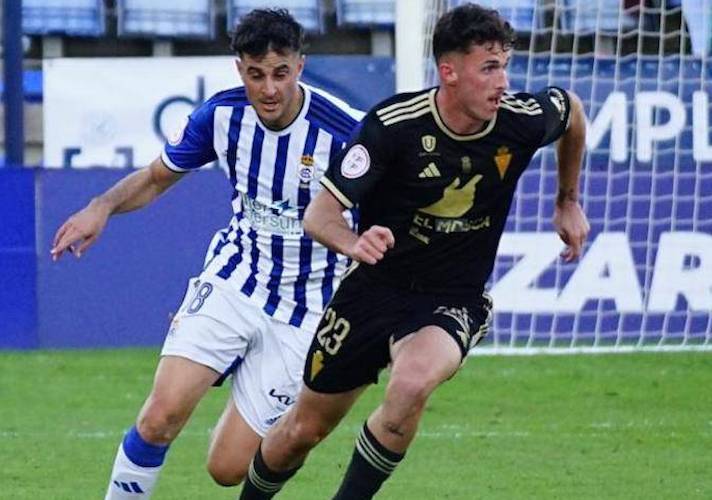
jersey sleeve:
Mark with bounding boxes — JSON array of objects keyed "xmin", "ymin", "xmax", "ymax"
[
  {"xmin": 320, "ymin": 109, "xmax": 392, "ymax": 209},
  {"xmin": 532, "ymin": 86, "xmax": 572, "ymax": 147},
  {"xmin": 161, "ymin": 100, "xmax": 217, "ymax": 172}
]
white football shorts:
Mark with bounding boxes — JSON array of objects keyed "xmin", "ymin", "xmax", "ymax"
[{"xmin": 161, "ymin": 276, "xmax": 313, "ymax": 436}]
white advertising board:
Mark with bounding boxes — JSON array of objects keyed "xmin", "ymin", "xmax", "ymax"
[{"xmin": 43, "ymin": 56, "xmax": 240, "ymax": 168}]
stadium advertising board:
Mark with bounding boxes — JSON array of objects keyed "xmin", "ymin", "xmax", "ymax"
[{"xmin": 34, "ymin": 55, "xmax": 711, "ymax": 349}]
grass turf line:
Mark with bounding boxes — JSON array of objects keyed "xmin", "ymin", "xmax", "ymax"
[{"xmin": 0, "ymin": 349, "xmax": 710, "ymax": 499}]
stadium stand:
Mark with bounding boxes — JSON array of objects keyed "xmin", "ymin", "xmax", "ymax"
[
  {"xmin": 475, "ymin": 0, "xmax": 538, "ymax": 33},
  {"xmin": 335, "ymin": 0, "xmax": 395, "ymax": 27},
  {"xmin": 227, "ymin": 0, "xmax": 323, "ymax": 33},
  {"xmin": 22, "ymin": 0, "xmax": 105, "ymax": 37},
  {"xmin": 117, "ymin": 0, "xmax": 215, "ymax": 39}
]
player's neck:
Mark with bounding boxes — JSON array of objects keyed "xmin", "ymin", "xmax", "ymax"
[
  {"xmin": 266, "ymin": 85, "xmax": 305, "ymax": 131},
  {"xmin": 435, "ymin": 87, "xmax": 487, "ymax": 135}
]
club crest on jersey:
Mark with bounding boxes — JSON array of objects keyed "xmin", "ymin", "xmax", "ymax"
[
  {"xmin": 461, "ymin": 156, "xmax": 472, "ymax": 174},
  {"xmin": 341, "ymin": 144, "xmax": 370, "ymax": 179},
  {"xmin": 299, "ymin": 155, "xmax": 315, "ymax": 183},
  {"xmin": 494, "ymin": 146, "xmax": 512, "ymax": 179},
  {"xmin": 168, "ymin": 116, "xmax": 189, "ymax": 146},
  {"xmin": 421, "ymin": 135, "xmax": 437, "ymax": 153}
]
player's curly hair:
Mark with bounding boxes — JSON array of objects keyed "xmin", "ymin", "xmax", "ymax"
[
  {"xmin": 432, "ymin": 3, "xmax": 516, "ymax": 61},
  {"xmin": 230, "ymin": 8, "xmax": 304, "ymax": 57}
]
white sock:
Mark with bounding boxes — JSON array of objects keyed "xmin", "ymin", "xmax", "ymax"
[{"xmin": 105, "ymin": 427, "xmax": 168, "ymax": 499}]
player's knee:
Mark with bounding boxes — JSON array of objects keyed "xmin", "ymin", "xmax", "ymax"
[
  {"xmin": 284, "ymin": 416, "xmax": 330, "ymax": 454},
  {"xmin": 136, "ymin": 404, "xmax": 186, "ymax": 444},
  {"xmin": 385, "ymin": 375, "xmax": 430, "ymax": 414},
  {"xmin": 206, "ymin": 459, "xmax": 247, "ymax": 487}
]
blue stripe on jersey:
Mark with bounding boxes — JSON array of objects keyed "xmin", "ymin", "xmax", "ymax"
[
  {"xmin": 217, "ymin": 211, "xmax": 245, "ymax": 279},
  {"xmin": 262, "ymin": 135, "xmax": 290, "ymax": 315},
  {"xmin": 272, "ymin": 135, "xmax": 290, "ymax": 201},
  {"xmin": 310, "ymin": 93, "xmax": 360, "ymax": 135},
  {"xmin": 247, "ymin": 126, "xmax": 265, "ymax": 198},
  {"xmin": 306, "ymin": 103, "xmax": 355, "ymax": 141},
  {"xmin": 264, "ymin": 235, "xmax": 284, "ymax": 315},
  {"xmin": 350, "ymin": 207, "xmax": 360, "ymax": 229},
  {"xmin": 240, "ymin": 228, "xmax": 260, "ymax": 296},
  {"xmin": 320, "ymin": 250, "xmax": 339, "ymax": 308},
  {"xmin": 319, "ymin": 137, "xmax": 346, "ymax": 307},
  {"xmin": 205, "ymin": 226, "xmax": 232, "ymax": 270},
  {"xmin": 227, "ymin": 107, "xmax": 244, "ymax": 198},
  {"xmin": 289, "ymin": 236, "xmax": 312, "ymax": 327},
  {"xmin": 298, "ymin": 123, "xmax": 319, "ymax": 219},
  {"xmin": 289, "ymin": 123, "xmax": 319, "ymax": 327}
]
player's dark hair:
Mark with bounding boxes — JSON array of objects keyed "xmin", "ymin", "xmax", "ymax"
[
  {"xmin": 230, "ymin": 8, "xmax": 304, "ymax": 57},
  {"xmin": 432, "ymin": 3, "xmax": 516, "ymax": 61}
]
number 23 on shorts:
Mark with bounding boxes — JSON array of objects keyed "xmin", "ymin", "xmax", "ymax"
[{"xmin": 316, "ymin": 307, "xmax": 351, "ymax": 355}]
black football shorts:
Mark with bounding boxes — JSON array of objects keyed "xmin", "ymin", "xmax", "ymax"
[{"xmin": 303, "ymin": 268, "xmax": 493, "ymax": 393}]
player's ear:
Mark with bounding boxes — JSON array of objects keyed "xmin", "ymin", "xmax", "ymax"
[
  {"xmin": 235, "ymin": 57, "xmax": 244, "ymax": 77},
  {"xmin": 438, "ymin": 56, "xmax": 457, "ymax": 86},
  {"xmin": 295, "ymin": 54, "xmax": 305, "ymax": 77}
]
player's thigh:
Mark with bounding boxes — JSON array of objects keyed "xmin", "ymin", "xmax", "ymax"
[
  {"xmin": 389, "ymin": 325, "xmax": 462, "ymax": 394},
  {"xmin": 139, "ymin": 355, "xmax": 220, "ymax": 424},
  {"xmin": 230, "ymin": 317, "xmax": 314, "ymax": 437},
  {"xmin": 287, "ymin": 385, "xmax": 365, "ymax": 437},
  {"xmin": 207, "ymin": 394, "xmax": 261, "ymax": 483},
  {"xmin": 162, "ymin": 276, "xmax": 251, "ymax": 383}
]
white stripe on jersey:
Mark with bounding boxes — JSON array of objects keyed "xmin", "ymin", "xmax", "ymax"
[{"xmin": 192, "ymin": 85, "xmax": 362, "ymax": 332}]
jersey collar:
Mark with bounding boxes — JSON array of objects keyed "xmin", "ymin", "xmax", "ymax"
[
  {"xmin": 254, "ymin": 83, "xmax": 310, "ymax": 136},
  {"xmin": 429, "ymin": 88, "xmax": 497, "ymax": 141}
]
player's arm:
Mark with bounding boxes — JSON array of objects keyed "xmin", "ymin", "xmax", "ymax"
[
  {"xmin": 51, "ymin": 157, "xmax": 183, "ymax": 260},
  {"xmin": 305, "ymin": 108, "xmax": 395, "ymax": 264},
  {"xmin": 304, "ymin": 190, "xmax": 393, "ymax": 265},
  {"xmin": 553, "ymin": 90, "xmax": 590, "ymax": 261}
]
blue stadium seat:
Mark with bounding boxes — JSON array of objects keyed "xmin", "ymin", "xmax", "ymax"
[
  {"xmin": 227, "ymin": 0, "xmax": 323, "ymax": 33},
  {"xmin": 118, "ymin": 0, "xmax": 214, "ymax": 39},
  {"xmin": 22, "ymin": 0, "xmax": 105, "ymax": 37},
  {"xmin": 475, "ymin": 0, "xmax": 538, "ymax": 33},
  {"xmin": 559, "ymin": 0, "xmax": 637, "ymax": 34},
  {"xmin": 335, "ymin": 0, "xmax": 395, "ymax": 27}
]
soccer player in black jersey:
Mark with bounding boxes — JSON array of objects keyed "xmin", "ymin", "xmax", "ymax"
[{"xmin": 239, "ymin": 3, "xmax": 590, "ymax": 499}]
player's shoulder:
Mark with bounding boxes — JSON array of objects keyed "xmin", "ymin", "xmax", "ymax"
[
  {"xmin": 499, "ymin": 90, "xmax": 546, "ymax": 118},
  {"xmin": 371, "ymin": 88, "xmax": 433, "ymax": 127},
  {"xmin": 306, "ymin": 84, "xmax": 364, "ymax": 121},
  {"xmin": 304, "ymin": 84, "xmax": 364, "ymax": 141},
  {"xmin": 499, "ymin": 87, "xmax": 569, "ymax": 119},
  {"xmin": 202, "ymin": 87, "xmax": 250, "ymax": 108}
]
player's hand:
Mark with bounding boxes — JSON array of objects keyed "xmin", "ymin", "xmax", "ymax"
[
  {"xmin": 553, "ymin": 200, "xmax": 589, "ymax": 262},
  {"xmin": 50, "ymin": 201, "xmax": 111, "ymax": 261},
  {"xmin": 347, "ymin": 225, "xmax": 395, "ymax": 265}
]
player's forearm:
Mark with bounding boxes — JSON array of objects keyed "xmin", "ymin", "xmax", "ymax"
[
  {"xmin": 91, "ymin": 158, "xmax": 178, "ymax": 215},
  {"xmin": 304, "ymin": 191, "xmax": 359, "ymax": 256},
  {"xmin": 556, "ymin": 91, "xmax": 586, "ymax": 205}
]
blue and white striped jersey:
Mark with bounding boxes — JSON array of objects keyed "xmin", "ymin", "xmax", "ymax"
[{"xmin": 161, "ymin": 84, "xmax": 363, "ymax": 332}]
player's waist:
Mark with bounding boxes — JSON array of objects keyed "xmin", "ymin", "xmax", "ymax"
[{"xmin": 355, "ymin": 263, "xmax": 485, "ymax": 296}]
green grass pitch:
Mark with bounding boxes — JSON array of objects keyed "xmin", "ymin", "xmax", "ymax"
[{"xmin": 1, "ymin": 349, "xmax": 710, "ymax": 499}]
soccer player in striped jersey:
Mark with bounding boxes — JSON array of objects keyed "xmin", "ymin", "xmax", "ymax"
[
  {"xmin": 239, "ymin": 4, "xmax": 589, "ymax": 499},
  {"xmin": 50, "ymin": 9, "xmax": 362, "ymax": 499}
]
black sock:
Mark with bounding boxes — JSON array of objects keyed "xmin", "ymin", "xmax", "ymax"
[
  {"xmin": 239, "ymin": 446, "xmax": 300, "ymax": 499},
  {"xmin": 332, "ymin": 422, "xmax": 405, "ymax": 500}
]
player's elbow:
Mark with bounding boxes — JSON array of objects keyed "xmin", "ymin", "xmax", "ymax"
[{"xmin": 565, "ymin": 91, "xmax": 586, "ymax": 137}]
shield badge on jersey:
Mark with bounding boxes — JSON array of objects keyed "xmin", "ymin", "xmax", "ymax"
[
  {"xmin": 421, "ymin": 135, "xmax": 436, "ymax": 153},
  {"xmin": 299, "ymin": 155, "xmax": 315, "ymax": 183}
]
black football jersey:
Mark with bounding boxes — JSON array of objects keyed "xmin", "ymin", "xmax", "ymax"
[{"xmin": 321, "ymin": 86, "xmax": 571, "ymax": 295}]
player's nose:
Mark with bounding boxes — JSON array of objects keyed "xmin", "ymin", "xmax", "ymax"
[{"xmin": 263, "ymin": 77, "xmax": 278, "ymax": 96}]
